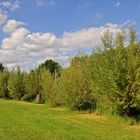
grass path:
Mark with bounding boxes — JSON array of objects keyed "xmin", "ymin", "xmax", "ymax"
[{"xmin": 0, "ymin": 100, "xmax": 140, "ymax": 140}]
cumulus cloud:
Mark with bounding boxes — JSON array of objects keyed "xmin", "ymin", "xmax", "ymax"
[
  {"xmin": 0, "ymin": 23, "xmax": 124, "ymax": 70},
  {"xmin": 60, "ymin": 23, "xmax": 122, "ymax": 49},
  {"xmin": 3, "ymin": 19, "xmax": 25, "ymax": 33},
  {"xmin": 2, "ymin": 28, "xmax": 30, "ymax": 49}
]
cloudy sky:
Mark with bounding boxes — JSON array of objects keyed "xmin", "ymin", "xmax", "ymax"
[{"xmin": 0, "ymin": 0, "xmax": 139, "ymax": 70}]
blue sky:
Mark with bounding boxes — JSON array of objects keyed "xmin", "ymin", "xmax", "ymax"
[
  {"xmin": 10, "ymin": 0, "xmax": 139, "ymax": 35},
  {"xmin": 0, "ymin": 0, "xmax": 139, "ymax": 70}
]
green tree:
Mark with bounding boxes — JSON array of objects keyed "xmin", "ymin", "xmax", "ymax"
[
  {"xmin": 129, "ymin": 27, "xmax": 136, "ymax": 46},
  {"xmin": 115, "ymin": 30, "xmax": 126, "ymax": 48},
  {"xmin": 0, "ymin": 70, "xmax": 9, "ymax": 98},
  {"xmin": 25, "ymin": 69, "xmax": 43, "ymax": 103},
  {"xmin": 38, "ymin": 59, "xmax": 62, "ymax": 77},
  {"xmin": 41, "ymin": 70, "xmax": 54, "ymax": 105},
  {"xmin": 8, "ymin": 67, "xmax": 25, "ymax": 100},
  {"xmin": 61, "ymin": 57, "xmax": 95, "ymax": 111},
  {"xmin": 0, "ymin": 63, "xmax": 5, "ymax": 72},
  {"xmin": 101, "ymin": 29, "xmax": 113, "ymax": 50},
  {"xmin": 90, "ymin": 29, "xmax": 140, "ymax": 116}
]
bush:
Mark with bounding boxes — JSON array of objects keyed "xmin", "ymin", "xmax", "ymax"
[
  {"xmin": 21, "ymin": 94, "xmax": 36, "ymax": 102},
  {"xmin": 61, "ymin": 59, "xmax": 96, "ymax": 111}
]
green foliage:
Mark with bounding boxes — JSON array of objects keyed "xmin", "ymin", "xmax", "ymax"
[
  {"xmin": 25, "ymin": 69, "xmax": 43, "ymax": 103},
  {"xmin": 38, "ymin": 59, "xmax": 62, "ymax": 77},
  {"xmin": 47, "ymin": 79, "xmax": 62, "ymax": 107},
  {"xmin": 0, "ymin": 70, "xmax": 9, "ymax": 98},
  {"xmin": 101, "ymin": 29, "xmax": 113, "ymax": 50},
  {"xmin": 115, "ymin": 30, "xmax": 126, "ymax": 48},
  {"xmin": 129, "ymin": 27, "xmax": 136, "ymax": 46},
  {"xmin": 41, "ymin": 70, "xmax": 54, "ymax": 105},
  {"xmin": 0, "ymin": 63, "xmax": 5, "ymax": 72},
  {"xmin": 21, "ymin": 93, "xmax": 36, "ymax": 102},
  {"xmin": 90, "ymin": 30, "xmax": 140, "ymax": 116},
  {"xmin": 8, "ymin": 67, "xmax": 26, "ymax": 100},
  {"xmin": 61, "ymin": 56, "xmax": 96, "ymax": 111}
]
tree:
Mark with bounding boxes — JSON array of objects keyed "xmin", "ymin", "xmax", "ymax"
[
  {"xmin": 25, "ymin": 69, "xmax": 43, "ymax": 103},
  {"xmin": 90, "ymin": 29, "xmax": 140, "ymax": 116},
  {"xmin": 0, "ymin": 70, "xmax": 9, "ymax": 98},
  {"xmin": 41, "ymin": 70, "xmax": 62, "ymax": 107},
  {"xmin": 38, "ymin": 59, "xmax": 62, "ymax": 77},
  {"xmin": 61, "ymin": 57, "xmax": 96, "ymax": 111},
  {"xmin": 8, "ymin": 67, "xmax": 25, "ymax": 100},
  {"xmin": 0, "ymin": 63, "xmax": 5, "ymax": 72},
  {"xmin": 40, "ymin": 70, "xmax": 53, "ymax": 105},
  {"xmin": 101, "ymin": 29, "xmax": 113, "ymax": 50},
  {"xmin": 129, "ymin": 27, "xmax": 136, "ymax": 46},
  {"xmin": 115, "ymin": 30, "xmax": 126, "ymax": 48}
]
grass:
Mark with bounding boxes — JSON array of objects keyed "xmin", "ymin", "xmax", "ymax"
[{"xmin": 0, "ymin": 100, "xmax": 140, "ymax": 140}]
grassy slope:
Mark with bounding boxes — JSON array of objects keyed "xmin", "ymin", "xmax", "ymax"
[{"xmin": 0, "ymin": 100, "xmax": 140, "ymax": 140}]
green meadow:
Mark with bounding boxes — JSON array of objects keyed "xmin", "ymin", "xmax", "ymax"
[{"xmin": 0, "ymin": 100, "xmax": 140, "ymax": 140}]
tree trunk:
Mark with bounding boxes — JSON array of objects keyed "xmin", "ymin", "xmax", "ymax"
[{"xmin": 35, "ymin": 94, "xmax": 41, "ymax": 104}]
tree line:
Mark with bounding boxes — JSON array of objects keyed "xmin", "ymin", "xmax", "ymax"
[{"xmin": 0, "ymin": 28, "xmax": 140, "ymax": 117}]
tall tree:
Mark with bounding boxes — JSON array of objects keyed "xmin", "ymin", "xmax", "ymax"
[
  {"xmin": 61, "ymin": 57, "xmax": 95, "ymax": 111},
  {"xmin": 101, "ymin": 29, "xmax": 113, "ymax": 50},
  {"xmin": 8, "ymin": 67, "xmax": 25, "ymax": 100},
  {"xmin": 41, "ymin": 70, "xmax": 61, "ymax": 107},
  {"xmin": 129, "ymin": 27, "xmax": 136, "ymax": 46},
  {"xmin": 38, "ymin": 59, "xmax": 62, "ymax": 77},
  {"xmin": 115, "ymin": 30, "xmax": 126, "ymax": 48},
  {"xmin": 25, "ymin": 69, "xmax": 43, "ymax": 103},
  {"xmin": 90, "ymin": 29, "xmax": 140, "ymax": 116},
  {"xmin": 0, "ymin": 70, "xmax": 9, "ymax": 98}
]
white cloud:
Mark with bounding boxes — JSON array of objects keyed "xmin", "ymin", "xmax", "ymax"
[
  {"xmin": 60, "ymin": 23, "xmax": 122, "ymax": 49},
  {"xmin": 0, "ymin": 23, "xmax": 123, "ymax": 70},
  {"xmin": 3, "ymin": 19, "xmax": 25, "ymax": 33},
  {"xmin": 2, "ymin": 28, "xmax": 30, "ymax": 49},
  {"xmin": 26, "ymin": 32, "xmax": 57, "ymax": 46},
  {"xmin": 0, "ymin": 1, "xmax": 20, "ymax": 11},
  {"xmin": 116, "ymin": 2, "xmax": 120, "ymax": 7},
  {"xmin": 0, "ymin": 1, "xmax": 23, "ymax": 33}
]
